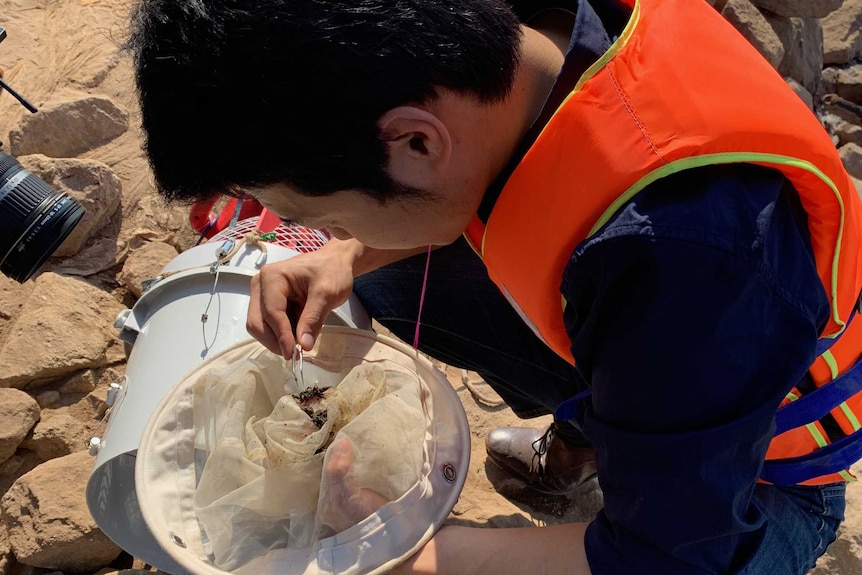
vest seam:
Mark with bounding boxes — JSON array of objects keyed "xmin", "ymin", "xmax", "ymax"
[{"xmin": 606, "ymin": 67, "xmax": 667, "ymax": 165}]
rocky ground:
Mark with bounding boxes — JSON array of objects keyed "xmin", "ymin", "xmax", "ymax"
[{"xmin": 0, "ymin": 0, "xmax": 861, "ymax": 574}]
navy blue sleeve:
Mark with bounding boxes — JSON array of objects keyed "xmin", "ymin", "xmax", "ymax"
[{"xmin": 560, "ymin": 165, "xmax": 831, "ymax": 574}]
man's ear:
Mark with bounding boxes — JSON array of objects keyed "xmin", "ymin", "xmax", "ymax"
[{"xmin": 377, "ymin": 106, "xmax": 452, "ymax": 189}]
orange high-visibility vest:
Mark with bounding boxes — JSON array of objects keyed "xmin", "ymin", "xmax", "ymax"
[{"xmin": 464, "ymin": 0, "xmax": 862, "ymax": 485}]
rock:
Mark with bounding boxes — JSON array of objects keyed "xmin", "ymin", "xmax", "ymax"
[
  {"xmin": 749, "ymin": 0, "xmax": 843, "ymax": 18},
  {"xmin": 765, "ymin": 14, "xmax": 823, "ymax": 95},
  {"xmin": 21, "ymin": 413, "xmax": 90, "ymax": 461},
  {"xmin": 33, "ymin": 392, "xmax": 59, "ymax": 409},
  {"xmin": 17, "ymin": 155, "xmax": 122, "ymax": 258},
  {"xmin": 0, "ymin": 390, "xmax": 40, "ymax": 466},
  {"xmin": 722, "ymin": 0, "xmax": 785, "ymax": 69},
  {"xmin": 0, "ymin": 274, "xmax": 125, "ymax": 389},
  {"xmin": 0, "ymin": 451, "xmax": 121, "ymax": 571},
  {"xmin": 821, "ymin": 92, "xmax": 862, "ymax": 125},
  {"xmin": 0, "ymin": 526, "xmax": 11, "ymax": 575},
  {"xmin": 0, "ymin": 451, "xmax": 41, "ymax": 498},
  {"xmin": 821, "ymin": 64, "xmax": 862, "ymax": 104},
  {"xmin": 118, "ymin": 242, "xmax": 179, "ymax": 298},
  {"xmin": 58, "ymin": 371, "xmax": 97, "ymax": 395},
  {"xmin": 0, "ymin": 276, "xmax": 30, "ymax": 345},
  {"xmin": 836, "ymin": 121, "xmax": 862, "ymax": 148},
  {"xmin": 130, "ymin": 195, "xmax": 193, "ymax": 248},
  {"xmin": 822, "ymin": 67, "xmax": 841, "ymax": 96},
  {"xmin": 80, "ymin": 386, "xmax": 110, "ymax": 422},
  {"xmin": 840, "ymin": 143, "xmax": 862, "ymax": 180},
  {"xmin": 130, "ymin": 558, "xmax": 154, "ymax": 571},
  {"xmin": 823, "ymin": 113, "xmax": 862, "ymax": 148},
  {"xmin": 822, "ymin": 0, "xmax": 862, "ymax": 65},
  {"xmin": 785, "ymin": 77, "xmax": 813, "ymax": 110},
  {"xmin": 13, "ymin": 570, "xmax": 56, "ymax": 575},
  {"xmin": 48, "ymin": 238, "xmax": 121, "ymax": 278},
  {"xmin": 10, "ymin": 566, "xmax": 54, "ymax": 575},
  {"xmin": 8, "ymin": 95, "xmax": 129, "ymax": 159}
]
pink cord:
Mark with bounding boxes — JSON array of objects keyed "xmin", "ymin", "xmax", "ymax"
[{"xmin": 413, "ymin": 244, "xmax": 433, "ymax": 349}]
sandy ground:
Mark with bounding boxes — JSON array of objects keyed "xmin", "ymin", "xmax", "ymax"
[{"xmin": 1, "ymin": 0, "xmax": 860, "ymax": 573}]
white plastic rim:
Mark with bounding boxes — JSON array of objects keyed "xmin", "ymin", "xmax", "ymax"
[{"xmin": 135, "ymin": 327, "xmax": 470, "ymax": 575}]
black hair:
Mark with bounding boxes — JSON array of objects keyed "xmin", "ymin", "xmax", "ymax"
[{"xmin": 127, "ymin": 0, "xmax": 522, "ymax": 202}]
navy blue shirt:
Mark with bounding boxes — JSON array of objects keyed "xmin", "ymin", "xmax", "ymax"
[
  {"xmin": 511, "ymin": 1, "xmax": 831, "ymax": 573},
  {"xmin": 565, "ymin": 164, "xmax": 828, "ymax": 574}
]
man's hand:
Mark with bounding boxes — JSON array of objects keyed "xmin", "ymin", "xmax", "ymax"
[
  {"xmin": 318, "ymin": 440, "xmax": 592, "ymax": 575},
  {"xmin": 319, "ymin": 438, "xmax": 389, "ymax": 532},
  {"xmin": 247, "ymin": 237, "xmax": 432, "ymax": 355},
  {"xmin": 247, "ymin": 241, "xmax": 356, "ymax": 355}
]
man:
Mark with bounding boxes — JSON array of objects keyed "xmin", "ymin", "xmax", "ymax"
[{"xmin": 128, "ymin": 0, "xmax": 862, "ymax": 573}]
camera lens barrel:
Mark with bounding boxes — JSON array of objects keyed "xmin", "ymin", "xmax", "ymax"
[{"xmin": 0, "ymin": 152, "xmax": 85, "ymax": 282}]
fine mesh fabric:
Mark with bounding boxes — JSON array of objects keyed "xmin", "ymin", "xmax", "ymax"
[
  {"xmin": 136, "ymin": 329, "xmax": 469, "ymax": 575},
  {"xmin": 191, "ymin": 345, "xmax": 426, "ymax": 571}
]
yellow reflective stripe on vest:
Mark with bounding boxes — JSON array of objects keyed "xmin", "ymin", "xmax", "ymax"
[
  {"xmin": 462, "ymin": 232, "xmax": 482, "ymax": 259},
  {"xmin": 823, "ymin": 349, "xmax": 840, "ymax": 378},
  {"xmin": 839, "ymin": 404, "xmax": 862, "ymax": 433},
  {"xmin": 572, "ymin": 0, "xmax": 641, "ymax": 93},
  {"xmin": 814, "ymin": 350, "xmax": 858, "ymax": 481},
  {"xmin": 586, "ymin": 153, "xmax": 846, "ymax": 337},
  {"xmin": 785, "ymin": 391, "xmax": 828, "ymax": 448},
  {"xmin": 822, "ymin": 350, "xmax": 862, "ymax": 432}
]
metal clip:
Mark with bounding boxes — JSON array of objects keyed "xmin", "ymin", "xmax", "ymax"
[
  {"xmin": 140, "ymin": 275, "xmax": 164, "ymax": 292},
  {"xmin": 106, "ymin": 382, "xmax": 123, "ymax": 407},
  {"xmin": 215, "ymin": 239, "xmax": 235, "ymax": 261}
]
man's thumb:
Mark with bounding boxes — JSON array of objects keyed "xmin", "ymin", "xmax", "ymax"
[{"xmin": 326, "ymin": 438, "xmax": 355, "ymax": 478}]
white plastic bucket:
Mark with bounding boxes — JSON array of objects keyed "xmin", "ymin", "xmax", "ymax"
[{"xmin": 86, "ymin": 226, "xmax": 371, "ymax": 573}]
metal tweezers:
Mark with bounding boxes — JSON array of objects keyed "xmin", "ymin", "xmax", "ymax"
[{"xmin": 291, "ymin": 343, "xmax": 305, "ymax": 388}]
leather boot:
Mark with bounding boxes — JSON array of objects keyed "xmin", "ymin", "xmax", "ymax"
[{"xmin": 485, "ymin": 426, "xmax": 597, "ymax": 495}]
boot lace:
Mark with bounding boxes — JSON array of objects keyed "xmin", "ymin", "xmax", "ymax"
[{"xmin": 530, "ymin": 426, "xmax": 555, "ymax": 477}]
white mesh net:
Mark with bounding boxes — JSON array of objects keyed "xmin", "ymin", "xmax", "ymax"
[
  {"xmin": 190, "ymin": 346, "xmax": 426, "ymax": 572},
  {"xmin": 136, "ymin": 329, "xmax": 469, "ymax": 575}
]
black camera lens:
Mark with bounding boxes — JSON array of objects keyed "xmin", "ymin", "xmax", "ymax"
[{"xmin": 0, "ymin": 151, "xmax": 85, "ymax": 282}]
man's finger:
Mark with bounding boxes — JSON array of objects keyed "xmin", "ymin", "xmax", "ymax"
[
  {"xmin": 326, "ymin": 437, "xmax": 355, "ymax": 478},
  {"xmin": 249, "ymin": 271, "xmax": 297, "ymax": 355},
  {"xmin": 296, "ymin": 289, "xmax": 331, "ymax": 351},
  {"xmin": 261, "ymin": 289, "xmax": 297, "ymax": 348},
  {"xmin": 251, "ymin": 315, "xmax": 283, "ymax": 356},
  {"xmin": 246, "ymin": 276, "xmax": 281, "ymax": 354}
]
